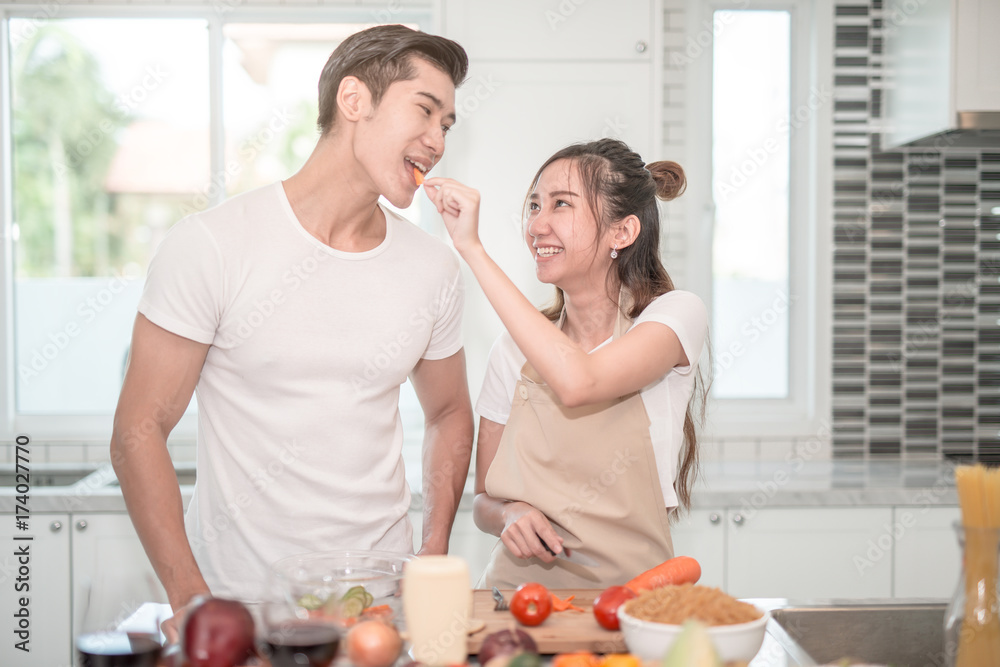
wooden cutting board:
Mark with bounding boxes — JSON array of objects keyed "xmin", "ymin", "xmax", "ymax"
[{"xmin": 467, "ymin": 589, "xmax": 626, "ymax": 655}]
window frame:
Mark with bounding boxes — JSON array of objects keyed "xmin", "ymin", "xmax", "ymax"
[
  {"xmin": 0, "ymin": 3, "xmax": 435, "ymax": 445},
  {"xmin": 683, "ymin": 0, "xmax": 833, "ymax": 438}
]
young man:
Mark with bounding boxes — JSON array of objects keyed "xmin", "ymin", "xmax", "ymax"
[{"xmin": 110, "ymin": 25, "xmax": 473, "ymax": 632}]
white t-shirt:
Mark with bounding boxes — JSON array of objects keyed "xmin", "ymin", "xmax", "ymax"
[
  {"xmin": 475, "ymin": 290, "xmax": 707, "ymax": 508},
  {"xmin": 139, "ymin": 183, "xmax": 464, "ymax": 600}
]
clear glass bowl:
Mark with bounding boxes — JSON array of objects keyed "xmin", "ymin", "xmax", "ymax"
[{"xmin": 267, "ymin": 550, "xmax": 414, "ymax": 628}]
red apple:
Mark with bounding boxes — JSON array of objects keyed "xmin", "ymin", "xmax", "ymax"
[{"xmin": 183, "ymin": 597, "xmax": 256, "ymax": 667}]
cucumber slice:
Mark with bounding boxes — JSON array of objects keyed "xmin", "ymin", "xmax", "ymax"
[
  {"xmin": 341, "ymin": 585, "xmax": 367, "ymax": 600},
  {"xmin": 341, "ymin": 596, "xmax": 365, "ymax": 619},
  {"xmin": 296, "ymin": 593, "xmax": 324, "ymax": 611}
]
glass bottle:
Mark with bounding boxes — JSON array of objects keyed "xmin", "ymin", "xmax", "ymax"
[{"xmin": 944, "ymin": 523, "xmax": 1000, "ymax": 667}]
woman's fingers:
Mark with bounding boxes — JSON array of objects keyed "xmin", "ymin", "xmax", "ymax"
[{"xmin": 503, "ymin": 508, "xmax": 559, "ymax": 563}]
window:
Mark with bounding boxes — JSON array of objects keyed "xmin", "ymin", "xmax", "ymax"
[
  {"xmin": 711, "ymin": 10, "xmax": 791, "ymax": 400},
  {"xmin": 685, "ymin": 0, "xmax": 832, "ymax": 436},
  {"xmin": 1, "ymin": 6, "xmax": 431, "ymax": 443}
]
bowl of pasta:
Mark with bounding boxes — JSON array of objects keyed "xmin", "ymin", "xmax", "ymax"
[{"xmin": 616, "ymin": 584, "xmax": 769, "ymax": 663}]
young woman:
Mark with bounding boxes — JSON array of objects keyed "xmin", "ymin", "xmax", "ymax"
[{"xmin": 423, "ymin": 138, "xmax": 709, "ymax": 587}]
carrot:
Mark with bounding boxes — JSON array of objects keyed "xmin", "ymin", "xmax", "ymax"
[
  {"xmin": 625, "ymin": 556, "xmax": 701, "ymax": 593},
  {"xmin": 550, "ymin": 593, "xmax": 585, "ymax": 612},
  {"xmin": 361, "ymin": 604, "xmax": 394, "ymax": 621},
  {"xmin": 553, "ymin": 652, "xmax": 601, "ymax": 667},
  {"xmin": 413, "ymin": 166, "xmax": 424, "ymax": 185}
]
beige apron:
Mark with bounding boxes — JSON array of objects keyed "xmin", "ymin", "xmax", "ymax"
[{"xmin": 482, "ymin": 302, "xmax": 674, "ymax": 589}]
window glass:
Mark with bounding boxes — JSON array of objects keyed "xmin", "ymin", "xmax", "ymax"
[
  {"xmin": 711, "ymin": 10, "xmax": 791, "ymax": 399},
  {"xmin": 11, "ymin": 18, "xmax": 210, "ymax": 414},
  {"xmin": 221, "ymin": 22, "xmax": 424, "ymax": 226}
]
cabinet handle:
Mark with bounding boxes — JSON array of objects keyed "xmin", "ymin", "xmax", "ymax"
[
  {"xmin": 732, "ymin": 514, "xmax": 745, "ymax": 526},
  {"xmin": 709, "ymin": 513, "xmax": 721, "ymax": 524},
  {"xmin": 75, "ymin": 520, "xmax": 88, "ymax": 531},
  {"xmin": 50, "ymin": 521, "xmax": 63, "ymax": 533},
  {"xmin": 635, "ymin": 40, "xmax": 648, "ymax": 54}
]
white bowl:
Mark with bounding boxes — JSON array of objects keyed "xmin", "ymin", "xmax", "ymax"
[{"xmin": 617, "ymin": 603, "xmax": 769, "ymax": 663}]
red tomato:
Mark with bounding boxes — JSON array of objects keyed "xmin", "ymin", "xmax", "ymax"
[
  {"xmin": 510, "ymin": 583, "xmax": 553, "ymax": 626},
  {"xmin": 592, "ymin": 585, "xmax": 638, "ymax": 631}
]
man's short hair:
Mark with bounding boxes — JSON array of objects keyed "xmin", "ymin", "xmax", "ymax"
[{"xmin": 317, "ymin": 24, "xmax": 468, "ymax": 135}]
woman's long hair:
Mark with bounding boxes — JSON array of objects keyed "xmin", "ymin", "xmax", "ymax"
[{"xmin": 525, "ymin": 138, "xmax": 709, "ymax": 517}]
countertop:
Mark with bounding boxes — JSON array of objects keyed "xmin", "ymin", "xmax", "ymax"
[{"xmin": 0, "ymin": 458, "xmax": 959, "ymax": 513}]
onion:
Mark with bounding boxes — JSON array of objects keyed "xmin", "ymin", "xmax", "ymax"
[
  {"xmin": 478, "ymin": 629, "xmax": 538, "ymax": 665},
  {"xmin": 345, "ymin": 619, "xmax": 403, "ymax": 667}
]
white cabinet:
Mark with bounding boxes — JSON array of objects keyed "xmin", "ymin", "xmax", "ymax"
[
  {"xmin": 443, "ymin": 0, "xmax": 653, "ymax": 61},
  {"xmin": 0, "ymin": 513, "xmax": 72, "ymax": 667},
  {"xmin": 70, "ymin": 513, "xmax": 166, "ymax": 642},
  {"xmin": 893, "ymin": 506, "xmax": 962, "ymax": 599},
  {"xmin": 884, "ymin": 0, "xmax": 1000, "ymax": 147},
  {"xmin": 726, "ymin": 507, "xmax": 894, "ymax": 600},
  {"xmin": 670, "ymin": 508, "xmax": 726, "ymax": 590}
]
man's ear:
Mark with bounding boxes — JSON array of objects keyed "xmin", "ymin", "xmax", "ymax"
[
  {"xmin": 615, "ymin": 215, "xmax": 642, "ymax": 249},
  {"xmin": 337, "ymin": 75, "xmax": 372, "ymax": 122}
]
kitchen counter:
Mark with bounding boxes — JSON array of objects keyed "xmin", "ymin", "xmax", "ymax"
[{"xmin": 0, "ymin": 458, "xmax": 958, "ymax": 513}]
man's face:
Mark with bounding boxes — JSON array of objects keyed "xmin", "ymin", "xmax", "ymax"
[{"xmin": 354, "ymin": 58, "xmax": 457, "ymax": 208}]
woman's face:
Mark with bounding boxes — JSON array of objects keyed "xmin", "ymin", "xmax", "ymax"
[{"xmin": 524, "ymin": 159, "xmax": 613, "ymax": 288}]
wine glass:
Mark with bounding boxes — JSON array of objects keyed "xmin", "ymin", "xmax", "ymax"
[
  {"xmin": 257, "ymin": 598, "xmax": 342, "ymax": 667},
  {"xmin": 75, "ymin": 572, "xmax": 168, "ymax": 667}
]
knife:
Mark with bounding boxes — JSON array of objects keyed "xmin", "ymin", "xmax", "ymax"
[{"xmin": 538, "ymin": 535, "xmax": 600, "ymax": 567}]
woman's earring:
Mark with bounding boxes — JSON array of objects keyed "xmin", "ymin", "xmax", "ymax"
[{"xmin": 610, "ymin": 244, "xmax": 618, "ymax": 259}]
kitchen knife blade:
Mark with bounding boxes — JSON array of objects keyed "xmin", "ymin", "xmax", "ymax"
[{"xmin": 538, "ymin": 536, "xmax": 600, "ymax": 567}]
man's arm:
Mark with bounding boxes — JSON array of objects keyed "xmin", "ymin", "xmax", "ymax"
[
  {"xmin": 409, "ymin": 349, "xmax": 475, "ymax": 555},
  {"xmin": 111, "ymin": 314, "xmax": 211, "ymax": 615}
]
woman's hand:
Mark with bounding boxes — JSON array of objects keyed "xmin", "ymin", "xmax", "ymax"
[
  {"xmin": 422, "ymin": 177, "xmax": 482, "ymax": 255},
  {"xmin": 500, "ymin": 501, "xmax": 564, "ymax": 563}
]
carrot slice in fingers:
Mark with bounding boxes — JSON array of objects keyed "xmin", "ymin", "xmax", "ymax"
[
  {"xmin": 413, "ymin": 166, "xmax": 424, "ymax": 185},
  {"xmin": 625, "ymin": 556, "xmax": 702, "ymax": 593}
]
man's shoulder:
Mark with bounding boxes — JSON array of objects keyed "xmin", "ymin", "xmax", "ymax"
[
  {"xmin": 192, "ymin": 183, "xmax": 283, "ymax": 230},
  {"xmin": 163, "ymin": 183, "xmax": 284, "ymax": 257}
]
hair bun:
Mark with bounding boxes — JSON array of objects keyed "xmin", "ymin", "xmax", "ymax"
[{"xmin": 646, "ymin": 160, "xmax": 686, "ymax": 201}]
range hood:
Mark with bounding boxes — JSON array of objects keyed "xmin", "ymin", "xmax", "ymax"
[{"xmin": 883, "ymin": 0, "xmax": 1000, "ymax": 149}]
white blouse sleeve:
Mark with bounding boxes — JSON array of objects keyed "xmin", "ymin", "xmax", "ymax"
[
  {"xmin": 631, "ymin": 290, "xmax": 709, "ymax": 375},
  {"xmin": 474, "ymin": 332, "xmax": 525, "ymax": 425}
]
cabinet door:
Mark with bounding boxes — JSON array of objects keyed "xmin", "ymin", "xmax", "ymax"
[
  {"xmin": 443, "ymin": 0, "xmax": 653, "ymax": 61},
  {"xmin": 727, "ymin": 507, "xmax": 894, "ymax": 600},
  {"xmin": 70, "ymin": 513, "xmax": 167, "ymax": 642},
  {"xmin": 670, "ymin": 509, "xmax": 726, "ymax": 590},
  {"xmin": 893, "ymin": 506, "xmax": 962, "ymax": 599},
  {"xmin": 955, "ymin": 0, "xmax": 1000, "ymax": 111},
  {"xmin": 0, "ymin": 513, "xmax": 71, "ymax": 667}
]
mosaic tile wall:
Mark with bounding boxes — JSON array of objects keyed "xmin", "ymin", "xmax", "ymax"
[{"xmin": 832, "ymin": 2, "xmax": 1000, "ymax": 463}]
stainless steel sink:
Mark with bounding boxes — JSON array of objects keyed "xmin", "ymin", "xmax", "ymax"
[
  {"xmin": 767, "ymin": 602, "xmax": 949, "ymax": 666},
  {"xmin": 0, "ymin": 463, "xmax": 104, "ymax": 487}
]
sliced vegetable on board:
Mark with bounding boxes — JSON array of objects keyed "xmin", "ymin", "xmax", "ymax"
[
  {"xmin": 550, "ymin": 593, "xmax": 585, "ymax": 612},
  {"xmin": 510, "ymin": 583, "xmax": 553, "ymax": 627}
]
